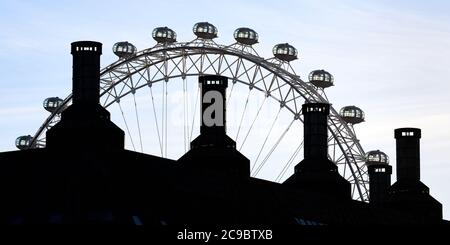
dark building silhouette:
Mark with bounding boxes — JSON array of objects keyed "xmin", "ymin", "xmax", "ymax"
[
  {"xmin": 0, "ymin": 40, "xmax": 447, "ymax": 225},
  {"xmin": 179, "ymin": 75, "xmax": 250, "ymax": 178},
  {"xmin": 283, "ymin": 103, "xmax": 351, "ymax": 199},
  {"xmin": 387, "ymin": 128, "xmax": 443, "ymax": 223}
]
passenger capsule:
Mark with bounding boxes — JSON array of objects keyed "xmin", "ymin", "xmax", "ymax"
[
  {"xmin": 272, "ymin": 43, "xmax": 298, "ymax": 62},
  {"xmin": 366, "ymin": 150, "xmax": 389, "ymax": 166},
  {"xmin": 15, "ymin": 135, "xmax": 33, "ymax": 150},
  {"xmin": 193, "ymin": 22, "xmax": 218, "ymax": 39},
  {"xmin": 152, "ymin": 27, "xmax": 177, "ymax": 43},
  {"xmin": 308, "ymin": 69, "xmax": 334, "ymax": 88},
  {"xmin": 340, "ymin": 106, "xmax": 365, "ymax": 124},
  {"xmin": 112, "ymin": 41, "xmax": 137, "ymax": 58},
  {"xmin": 234, "ymin": 27, "xmax": 258, "ymax": 45},
  {"xmin": 43, "ymin": 97, "xmax": 64, "ymax": 113}
]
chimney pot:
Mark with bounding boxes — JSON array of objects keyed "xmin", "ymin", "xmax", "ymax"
[
  {"xmin": 71, "ymin": 41, "xmax": 102, "ymax": 106},
  {"xmin": 199, "ymin": 75, "xmax": 228, "ymax": 136},
  {"xmin": 394, "ymin": 128, "xmax": 421, "ymax": 182},
  {"xmin": 302, "ymin": 103, "xmax": 330, "ymax": 159}
]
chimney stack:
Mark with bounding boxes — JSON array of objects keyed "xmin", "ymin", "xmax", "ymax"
[
  {"xmin": 71, "ymin": 41, "xmax": 102, "ymax": 106},
  {"xmin": 179, "ymin": 75, "xmax": 249, "ymax": 177},
  {"xmin": 394, "ymin": 128, "xmax": 421, "ymax": 182},
  {"xmin": 46, "ymin": 41, "xmax": 124, "ymax": 151},
  {"xmin": 190, "ymin": 75, "xmax": 234, "ymax": 149},
  {"xmin": 199, "ymin": 75, "xmax": 227, "ymax": 136},
  {"xmin": 388, "ymin": 128, "xmax": 442, "ymax": 222},
  {"xmin": 283, "ymin": 102, "xmax": 350, "ymax": 199},
  {"xmin": 303, "ymin": 103, "xmax": 329, "ymax": 160}
]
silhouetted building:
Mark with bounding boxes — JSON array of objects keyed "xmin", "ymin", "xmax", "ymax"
[
  {"xmin": 0, "ymin": 40, "xmax": 447, "ymax": 225},
  {"xmin": 387, "ymin": 128, "xmax": 443, "ymax": 223},
  {"xmin": 179, "ymin": 75, "xmax": 250, "ymax": 178},
  {"xmin": 283, "ymin": 103, "xmax": 351, "ymax": 200}
]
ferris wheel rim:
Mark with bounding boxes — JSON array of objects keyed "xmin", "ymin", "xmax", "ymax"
[
  {"xmin": 29, "ymin": 40, "xmax": 369, "ymax": 201},
  {"xmin": 30, "ymin": 41, "xmax": 319, "ymax": 146}
]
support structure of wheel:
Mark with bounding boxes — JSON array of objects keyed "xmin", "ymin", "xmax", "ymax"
[{"xmin": 26, "ymin": 24, "xmax": 370, "ymax": 201}]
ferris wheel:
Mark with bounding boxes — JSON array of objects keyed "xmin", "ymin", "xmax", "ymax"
[{"xmin": 17, "ymin": 22, "xmax": 372, "ymax": 202}]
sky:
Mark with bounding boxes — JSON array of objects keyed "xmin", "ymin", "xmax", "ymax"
[{"xmin": 1, "ymin": 0, "xmax": 450, "ymax": 219}]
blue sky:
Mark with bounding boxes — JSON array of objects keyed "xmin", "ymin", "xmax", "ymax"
[{"xmin": 1, "ymin": 0, "xmax": 450, "ymax": 218}]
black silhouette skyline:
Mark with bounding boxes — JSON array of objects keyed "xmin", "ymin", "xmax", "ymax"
[
  {"xmin": 0, "ymin": 41, "xmax": 446, "ymax": 225},
  {"xmin": 3, "ymin": 3, "xmax": 450, "ymax": 226}
]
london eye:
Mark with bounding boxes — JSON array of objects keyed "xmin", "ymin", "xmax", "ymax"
[{"xmin": 19, "ymin": 22, "xmax": 372, "ymax": 202}]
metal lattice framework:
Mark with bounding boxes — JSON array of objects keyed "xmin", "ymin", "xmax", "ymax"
[{"xmin": 29, "ymin": 38, "xmax": 369, "ymax": 201}]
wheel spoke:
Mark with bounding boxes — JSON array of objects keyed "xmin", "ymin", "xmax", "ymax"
[
  {"xmin": 251, "ymin": 108, "xmax": 281, "ymax": 172},
  {"xmin": 183, "ymin": 78, "xmax": 187, "ymax": 152},
  {"xmin": 275, "ymin": 140, "xmax": 303, "ymax": 182},
  {"xmin": 189, "ymin": 85, "xmax": 200, "ymax": 144},
  {"xmin": 164, "ymin": 81, "xmax": 168, "ymax": 157},
  {"xmin": 149, "ymin": 85, "xmax": 163, "ymax": 156},
  {"xmin": 253, "ymin": 119, "xmax": 295, "ymax": 177},
  {"xmin": 239, "ymin": 97, "xmax": 266, "ymax": 151},
  {"xmin": 226, "ymin": 81, "xmax": 235, "ymax": 107},
  {"xmin": 132, "ymin": 93, "xmax": 144, "ymax": 152},
  {"xmin": 235, "ymin": 89, "xmax": 251, "ymax": 141},
  {"xmin": 117, "ymin": 101, "xmax": 136, "ymax": 151}
]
